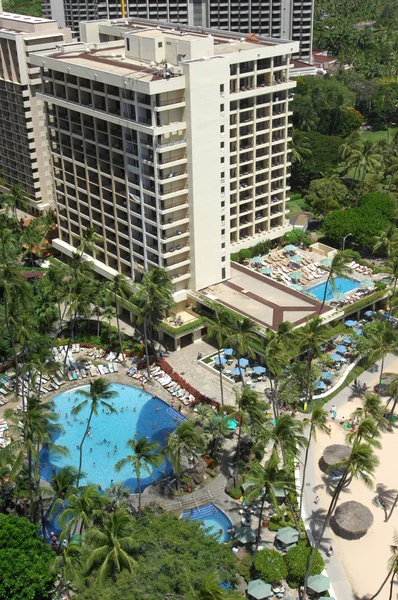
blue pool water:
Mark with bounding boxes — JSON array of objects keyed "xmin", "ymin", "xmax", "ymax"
[
  {"xmin": 183, "ymin": 504, "xmax": 233, "ymax": 542},
  {"xmin": 308, "ymin": 276, "xmax": 359, "ymax": 302},
  {"xmin": 41, "ymin": 383, "xmax": 183, "ymax": 492}
]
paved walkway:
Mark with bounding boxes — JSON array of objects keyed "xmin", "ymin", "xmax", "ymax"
[{"xmin": 298, "ymin": 353, "xmax": 398, "ymax": 600}]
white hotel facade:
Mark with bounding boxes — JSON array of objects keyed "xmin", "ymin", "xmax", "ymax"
[{"xmin": 30, "ymin": 19, "xmax": 297, "ymax": 298}]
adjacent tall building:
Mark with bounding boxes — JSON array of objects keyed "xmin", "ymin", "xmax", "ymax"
[
  {"xmin": 0, "ymin": 13, "xmax": 71, "ymax": 214},
  {"xmin": 42, "ymin": 0, "xmax": 313, "ymax": 62},
  {"xmin": 31, "ymin": 19, "xmax": 297, "ymax": 294}
]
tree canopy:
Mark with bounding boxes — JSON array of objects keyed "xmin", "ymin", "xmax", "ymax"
[{"xmin": 0, "ymin": 515, "xmax": 55, "ymax": 600}]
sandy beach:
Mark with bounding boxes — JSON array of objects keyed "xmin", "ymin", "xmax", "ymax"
[{"xmin": 313, "ymin": 358, "xmax": 398, "ymax": 600}]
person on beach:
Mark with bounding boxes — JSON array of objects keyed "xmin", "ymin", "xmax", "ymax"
[{"xmin": 314, "ymin": 495, "xmax": 320, "ymax": 505}]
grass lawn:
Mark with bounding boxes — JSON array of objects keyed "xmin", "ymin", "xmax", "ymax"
[
  {"xmin": 361, "ymin": 128, "xmax": 397, "ymax": 143},
  {"xmin": 286, "ymin": 195, "xmax": 306, "ymax": 216}
]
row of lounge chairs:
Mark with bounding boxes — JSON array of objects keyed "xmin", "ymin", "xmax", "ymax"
[
  {"xmin": 348, "ymin": 261, "xmax": 373, "ymax": 275},
  {"xmin": 67, "ymin": 361, "xmax": 119, "ymax": 380},
  {"xmin": 150, "ymin": 366, "xmax": 195, "ymax": 406}
]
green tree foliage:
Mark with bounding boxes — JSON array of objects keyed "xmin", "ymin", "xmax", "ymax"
[
  {"xmin": 74, "ymin": 511, "xmax": 238, "ymax": 600},
  {"xmin": 322, "ymin": 192, "xmax": 396, "ymax": 248},
  {"xmin": 0, "ymin": 514, "xmax": 55, "ymax": 600},
  {"xmin": 2, "ymin": 0, "xmax": 42, "ymax": 16},
  {"xmin": 305, "ymin": 175, "xmax": 351, "ymax": 217},
  {"xmin": 292, "ymin": 131, "xmax": 344, "ymax": 189},
  {"xmin": 252, "ymin": 548, "xmax": 288, "ymax": 582},
  {"xmin": 285, "ymin": 544, "xmax": 325, "ymax": 584}
]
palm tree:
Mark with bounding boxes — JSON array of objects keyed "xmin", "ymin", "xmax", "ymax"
[
  {"xmin": 300, "ymin": 316, "xmax": 328, "ymax": 404},
  {"xmin": 386, "ymin": 376, "xmax": 398, "ymax": 426},
  {"xmin": 76, "ymin": 226, "xmax": 101, "ymax": 260},
  {"xmin": 2, "ymin": 183, "xmax": 29, "ymax": 217},
  {"xmin": 244, "ymin": 449, "xmax": 294, "ymax": 552},
  {"xmin": 21, "ymin": 222, "xmax": 46, "ymax": 267},
  {"xmin": 372, "ymin": 224, "xmax": 398, "ymax": 257},
  {"xmin": 115, "ymin": 437, "xmax": 162, "ymax": 516},
  {"xmin": 50, "ymin": 537, "xmax": 83, "ymax": 600},
  {"xmin": 92, "ymin": 280, "xmax": 108, "ymax": 338},
  {"xmin": 192, "ymin": 571, "xmax": 240, "ymax": 600},
  {"xmin": 227, "ymin": 317, "xmax": 258, "ymax": 386},
  {"xmin": 85, "ymin": 507, "xmax": 138, "ymax": 586},
  {"xmin": 58, "ymin": 484, "xmax": 105, "ymax": 539},
  {"xmin": 107, "ymin": 274, "xmax": 132, "ymax": 363},
  {"xmin": 301, "ymin": 443, "xmax": 379, "ymax": 600},
  {"xmin": 299, "ymin": 405, "xmax": 330, "ymax": 519},
  {"xmin": 272, "ymin": 413, "xmax": 307, "ymax": 466},
  {"xmin": 135, "ymin": 267, "xmax": 174, "ymax": 378},
  {"xmin": 263, "ymin": 334, "xmax": 291, "ymax": 417},
  {"xmin": 352, "ymin": 394, "xmax": 389, "ymax": 431},
  {"xmin": 234, "ymin": 387, "xmax": 267, "ymax": 485},
  {"xmin": 318, "ymin": 252, "xmax": 352, "ymax": 313},
  {"xmin": 102, "ymin": 305, "xmax": 117, "ymax": 346},
  {"xmin": 48, "ymin": 466, "xmax": 78, "ymax": 518},
  {"xmin": 163, "ymin": 421, "xmax": 204, "ymax": 491},
  {"xmin": 369, "ymin": 531, "xmax": 398, "ymax": 599},
  {"xmin": 360, "ymin": 320, "xmax": 398, "ymax": 386},
  {"xmin": 71, "ymin": 379, "xmax": 117, "ymax": 485},
  {"xmin": 345, "ymin": 140, "xmax": 382, "ymax": 206},
  {"xmin": 291, "ymin": 130, "xmax": 312, "ymax": 164},
  {"xmin": 206, "ymin": 308, "xmax": 235, "ymax": 408}
]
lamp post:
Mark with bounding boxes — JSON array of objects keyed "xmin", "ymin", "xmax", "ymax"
[{"xmin": 342, "ymin": 233, "xmax": 353, "ymax": 252}]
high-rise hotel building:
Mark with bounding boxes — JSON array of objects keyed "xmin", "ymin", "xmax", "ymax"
[
  {"xmin": 0, "ymin": 13, "xmax": 71, "ymax": 214},
  {"xmin": 30, "ymin": 19, "xmax": 297, "ymax": 293},
  {"xmin": 42, "ymin": 0, "xmax": 312, "ymax": 62}
]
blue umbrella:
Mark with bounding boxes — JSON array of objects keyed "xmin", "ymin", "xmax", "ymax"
[
  {"xmin": 224, "ymin": 348, "xmax": 234, "ymax": 356},
  {"xmin": 364, "ymin": 310, "xmax": 374, "ymax": 317},
  {"xmin": 354, "ymin": 328, "xmax": 363, "ymax": 335},
  {"xmin": 238, "ymin": 358, "xmax": 249, "ymax": 368},
  {"xmin": 290, "ymin": 255, "xmax": 303, "ymax": 263},
  {"xmin": 290, "ymin": 271, "xmax": 302, "ymax": 280},
  {"xmin": 260, "ymin": 267, "xmax": 273, "ymax": 275},
  {"xmin": 252, "ymin": 366, "xmax": 266, "ymax": 374},
  {"xmin": 214, "ymin": 356, "xmax": 226, "ymax": 365},
  {"xmin": 291, "ymin": 284, "xmax": 303, "ymax": 291},
  {"xmin": 321, "ymin": 258, "xmax": 332, "ymax": 266},
  {"xmin": 335, "ymin": 345, "xmax": 347, "ymax": 354},
  {"xmin": 343, "ymin": 336, "xmax": 352, "ymax": 344},
  {"xmin": 284, "ymin": 244, "xmax": 296, "ymax": 252},
  {"xmin": 322, "ymin": 371, "xmax": 334, "ymax": 380},
  {"xmin": 315, "ymin": 380, "xmax": 326, "ymax": 389},
  {"xmin": 345, "ymin": 319, "xmax": 357, "ymax": 327},
  {"xmin": 330, "ymin": 353, "xmax": 343, "ymax": 362},
  {"xmin": 232, "ymin": 367, "xmax": 242, "ymax": 376},
  {"xmin": 360, "ymin": 280, "xmax": 374, "ymax": 288},
  {"xmin": 252, "ymin": 256, "xmax": 263, "ymax": 263}
]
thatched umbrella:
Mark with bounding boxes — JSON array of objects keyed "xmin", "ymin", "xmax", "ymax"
[
  {"xmin": 321, "ymin": 444, "xmax": 351, "ymax": 470},
  {"xmin": 333, "ymin": 501, "xmax": 374, "ymax": 537}
]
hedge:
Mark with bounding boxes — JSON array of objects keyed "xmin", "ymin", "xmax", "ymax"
[
  {"xmin": 285, "ymin": 544, "xmax": 325, "ymax": 585},
  {"xmin": 253, "ymin": 549, "xmax": 288, "ymax": 582}
]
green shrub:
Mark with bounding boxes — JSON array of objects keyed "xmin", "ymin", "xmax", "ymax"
[
  {"xmin": 375, "ymin": 281, "xmax": 387, "ymax": 291},
  {"xmin": 283, "ymin": 229, "xmax": 311, "ymax": 246},
  {"xmin": 237, "ymin": 554, "xmax": 252, "ymax": 582},
  {"xmin": 251, "ymin": 443, "xmax": 265, "ymax": 461},
  {"xmin": 226, "ymin": 486, "xmax": 242, "ymax": 500},
  {"xmin": 239, "ymin": 248, "xmax": 252, "ymax": 261},
  {"xmin": 231, "ymin": 253, "xmax": 239, "ymax": 262},
  {"xmin": 253, "ymin": 549, "xmax": 288, "ymax": 582},
  {"xmin": 285, "ymin": 544, "xmax": 325, "ymax": 584}
]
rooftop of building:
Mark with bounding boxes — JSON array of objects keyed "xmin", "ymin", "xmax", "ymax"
[
  {"xmin": 0, "ymin": 12, "xmax": 58, "ymax": 34},
  {"xmin": 32, "ymin": 18, "xmax": 297, "ymax": 82}
]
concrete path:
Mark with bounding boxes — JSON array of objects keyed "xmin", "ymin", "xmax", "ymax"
[{"xmin": 298, "ymin": 353, "xmax": 398, "ymax": 600}]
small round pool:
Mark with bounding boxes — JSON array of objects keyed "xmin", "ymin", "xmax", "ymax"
[
  {"xmin": 40, "ymin": 383, "xmax": 183, "ymax": 491},
  {"xmin": 183, "ymin": 503, "xmax": 233, "ymax": 542}
]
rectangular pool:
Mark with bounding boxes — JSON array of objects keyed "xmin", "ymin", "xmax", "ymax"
[{"xmin": 308, "ymin": 276, "xmax": 359, "ymax": 302}]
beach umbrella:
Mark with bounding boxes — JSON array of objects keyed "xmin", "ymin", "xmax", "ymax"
[
  {"xmin": 322, "ymin": 371, "xmax": 334, "ymax": 380},
  {"xmin": 334, "ymin": 500, "xmax": 374, "ymax": 538},
  {"xmin": 364, "ymin": 310, "xmax": 374, "ymax": 317},
  {"xmin": 284, "ymin": 244, "xmax": 296, "ymax": 252},
  {"xmin": 333, "ymin": 292, "xmax": 346, "ymax": 301},
  {"xmin": 291, "ymin": 284, "xmax": 303, "ymax": 291},
  {"xmin": 329, "ymin": 353, "xmax": 343, "ymax": 362},
  {"xmin": 321, "ymin": 257, "xmax": 332, "ymax": 266},
  {"xmin": 335, "ymin": 345, "xmax": 347, "ymax": 354},
  {"xmin": 252, "ymin": 256, "xmax": 263, "ymax": 263},
  {"xmin": 237, "ymin": 358, "xmax": 249, "ymax": 368},
  {"xmin": 308, "ymin": 574, "xmax": 330, "ymax": 594},
  {"xmin": 342, "ymin": 336, "xmax": 352, "ymax": 344},
  {"xmin": 354, "ymin": 328, "xmax": 363, "ymax": 335},
  {"xmin": 247, "ymin": 579, "xmax": 273, "ymax": 599},
  {"xmin": 260, "ymin": 267, "xmax": 273, "ymax": 275},
  {"xmin": 214, "ymin": 356, "xmax": 226, "ymax": 365},
  {"xmin": 226, "ymin": 418, "xmax": 238, "ymax": 430},
  {"xmin": 345, "ymin": 319, "xmax": 357, "ymax": 327},
  {"xmin": 290, "ymin": 272, "xmax": 302, "ymax": 280},
  {"xmin": 290, "ymin": 255, "xmax": 303, "ymax": 263},
  {"xmin": 224, "ymin": 348, "xmax": 233, "ymax": 356},
  {"xmin": 360, "ymin": 280, "xmax": 374, "ymax": 288},
  {"xmin": 276, "ymin": 526, "xmax": 299, "ymax": 546},
  {"xmin": 252, "ymin": 366, "xmax": 266, "ymax": 374},
  {"xmin": 322, "ymin": 444, "xmax": 351, "ymax": 469},
  {"xmin": 234, "ymin": 526, "xmax": 256, "ymax": 544},
  {"xmin": 231, "ymin": 367, "xmax": 242, "ymax": 376},
  {"xmin": 315, "ymin": 380, "xmax": 326, "ymax": 389}
]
